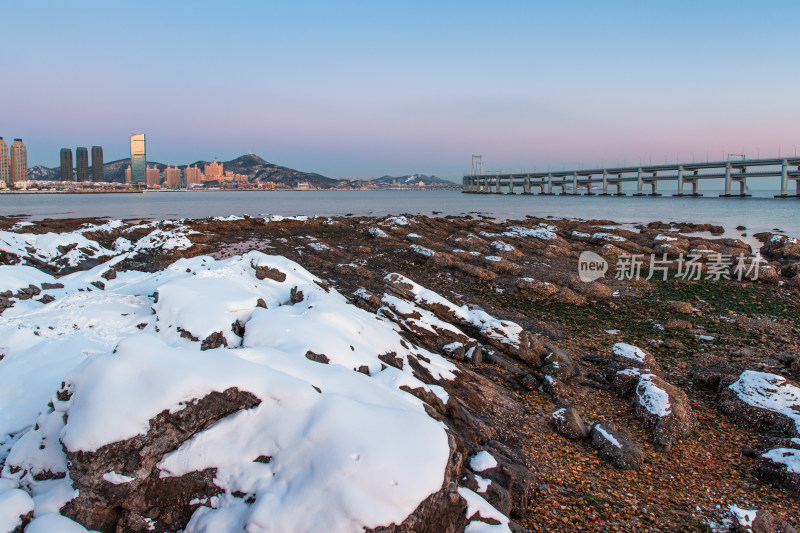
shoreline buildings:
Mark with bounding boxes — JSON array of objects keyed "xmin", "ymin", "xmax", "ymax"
[
  {"xmin": 130, "ymin": 134, "xmax": 146, "ymax": 186},
  {"xmin": 76, "ymin": 147, "xmax": 89, "ymax": 181},
  {"xmin": 92, "ymin": 146, "xmax": 103, "ymax": 182},
  {"xmin": 60, "ymin": 148, "xmax": 74, "ymax": 181},
  {"xmin": 10, "ymin": 139, "xmax": 27, "ymax": 186},
  {"xmin": 0, "ymin": 138, "xmax": 10, "ymax": 187}
]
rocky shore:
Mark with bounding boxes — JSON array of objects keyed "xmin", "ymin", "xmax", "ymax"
[{"xmin": 0, "ymin": 213, "xmax": 798, "ymax": 532}]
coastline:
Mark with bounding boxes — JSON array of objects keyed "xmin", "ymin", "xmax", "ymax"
[{"xmin": 0, "ymin": 213, "xmax": 798, "ymax": 531}]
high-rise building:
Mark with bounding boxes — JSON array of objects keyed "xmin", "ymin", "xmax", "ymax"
[
  {"xmin": 0, "ymin": 138, "xmax": 9, "ymax": 187},
  {"xmin": 164, "ymin": 165, "xmax": 182, "ymax": 188},
  {"xmin": 185, "ymin": 165, "xmax": 203, "ymax": 185},
  {"xmin": 76, "ymin": 147, "xmax": 89, "ymax": 181},
  {"xmin": 91, "ymin": 146, "xmax": 103, "ymax": 182},
  {"xmin": 146, "ymin": 165, "xmax": 160, "ymax": 187},
  {"xmin": 125, "ymin": 166, "xmax": 131, "ymax": 184},
  {"xmin": 130, "ymin": 134, "xmax": 146, "ymax": 186},
  {"xmin": 60, "ymin": 148, "xmax": 74, "ymax": 181},
  {"xmin": 204, "ymin": 158, "xmax": 223, "ymax": 180},
  {"xmin": 10, "ymin": 139, "xmax": 27, "ymax": 185}
]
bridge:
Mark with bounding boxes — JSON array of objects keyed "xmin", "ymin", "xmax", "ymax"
[{"xmin": 462, "ymin": 157, "xmax": 800, "ymax": 197}]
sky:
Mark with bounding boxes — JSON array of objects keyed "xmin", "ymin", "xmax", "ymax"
[{"xmin": 2, "ymin": 0, "xmax": 799, "ymax": 180}]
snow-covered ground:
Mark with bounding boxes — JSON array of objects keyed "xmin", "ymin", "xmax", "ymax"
[{"xmin": 0, "ymin": 225, "xmax": 489, "ymax": 531}]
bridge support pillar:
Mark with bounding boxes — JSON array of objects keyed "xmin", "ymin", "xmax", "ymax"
[
  {"xmin": 572, "ymin": 172, "xmax": 579, "ymax": 195},
  {"xmin": 523, "ymin": 176, "xmax": 531, "ymax": 194},
  {"xmin": 773, "ymin": 159, "xmax": 800, "ymax": 197},
  {"xmin": 633, "ymin": 168, "xmax": 644, "ymax": 196},
  {"xmin": 720, "ymin": 163, "xmax": 732, "ymax": 196},
  {"xmin": 599, "ymin": 170, "xmax": 610, "ymax": 195},
  {"xmin": 506, "ymin": 175, "xmax": 515, "ymax": 194}
]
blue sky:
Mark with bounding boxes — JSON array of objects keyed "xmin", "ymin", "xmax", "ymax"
[{"xmin": 2, "ymin": 1, "xmax": 798, "ymax": 179}]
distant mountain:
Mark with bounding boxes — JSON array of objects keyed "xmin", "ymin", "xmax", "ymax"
[
  {"xmin": 372, "ymin": 174, "xmax": 458, "ymax": 186},
  {"xmin": 207, "ymin": 154, "xmax": 337, "ymax": 189},
  {"xmin": 27, "ymin": 154, "xmax": 337, "ymax": 189}
]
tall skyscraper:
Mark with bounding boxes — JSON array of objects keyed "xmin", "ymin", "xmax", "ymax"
[
  {"xmin": 76, "ymin": 147, "xmax": 89, "ymax": 181},
  {"xmin": 0, "ymin": 138, "xmax": 9, "ymax": 187},
  {"xmin": 10, "ymin": 139, "xmax": 27, "ymax": 185},
  {"xmin": 60, "ymin": 148, "xmax": 74, "ymax": 181},
  {"xmin": 91, "ymin": 146, "xmax": 103, "ymax": 182},
  {"xmin": 130, "ymin": 133, "xmax": 146, "ymax": 186}
]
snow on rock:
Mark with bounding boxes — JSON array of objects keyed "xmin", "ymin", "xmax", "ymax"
[
  {"xmin": 382, "ymin": 216, "xmax": 413, "ymax": 227},
  {"xmin": 504, "ymin": 225, "xmax": 557, "ymax": 240},
  {"xmin": 0, "ymin": 265, "xmax": 56, "ymax": 293},
  {"xmin": 612, "ymin": 343, "xmax": 649, "ymax": 364},
  {"xmin": 729, "ymin": 505, "xmax": 757, "ymax": 529},
  {"xmin": 474, "ymin": 475, "xmax": 491, "ymax": 493},
  {"xmin": 132, "ymin": 227, "xmax": 196, "ymax": 253},
  {"xmin": 484, "ymin": 256, "xmax": 502, "ymax": 262},
  {"xmin": 383, "ymin": 273, "xmax": 544, "ymax": 365},
  {"xmin": 0, "ymin": 252, "xmax": 461, "ymax": 532},
  {"xmin": 22, "ymin": 513, "xmax": 90, "ymax": 533},
  {"xmin": 760, "ymin": 448, "xmax": 800, "ymax": 473},
  {"xmin": 74, "ymin": 219, "xmax": 124, "ymax": 234},
  {"xmin": 410, "ymin": 244, "xmax": 435, "ymax": 257},
  {"xmin": 490, "ymin": 241, "xmax": 514, "ymax": 252},
  {"xmin": 0, "ymin": 230, "xmax": 113, "ymax": 271},
  {"xmin": 635, "ymin": 374, "xmax": 672, "ymax": 417},
  {"xmin": 262, "ymin": 215, "xmax": 309, "ymax": 223},
  {"xmin": 102, "ymin": 472, "xmax": 134, "ymax": 484},
  {"xmin": 654, "ymin": 234, "xmax": 678, "ymax": 242},
  {"xmin": 458, "ymin": 487, "xmax": 511, "ymax": 533},
  {"xmin": 368, "ymin": 227, "xmax": 389, "ymax": 238},
  {"xmin": 728, "ymin": 371, "xmax": 800, "ymax": 434},
  {"xmin": 0, "ymin": 488, "xmax": 34, "ymax": 533},
  {"xmin": 470, "ymin": 451, "xmax": 498, "ymax": 472}
]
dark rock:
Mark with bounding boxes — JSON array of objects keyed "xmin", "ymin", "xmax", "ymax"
[
  {"xmin": 15, "ymin": 284, "xmax": 41, "ymax": 300},
  {"xmin": 305, "ymin": 350, "xmax": 330, "ymax": 364},
  {"xmin": 200, "ymin": 331, "xmax": 227, "ymax": 351},
  {"xmin": 631, "ymin": 374, "xmax": 697, "ymax": 451},
  {"xmin": 477, "ymin": 447, "xmax": 536, "ymax": 519},
  {"xmin": 542, "ymin": 375, "xmax": 571, "ymax": 405},
  {"xmin": 101, "ymin": 269, "xmax": 117, "ymax": 281},
  {"xmin": 521, "ymin": 374, "xmax": 539, "ymax": 390},
  {"xmin": 37, "ymin": 294, "xmax": 56, "ymax": 304},
  {"xmin": 356, "ymin": 365, "xmax": 370, "ymax": 375},
  {"xmin": 742, "ymin": 445, "xmax": 759, "ymax": 458},
  {"xmin": 550, "ymin": 407, "xmax": 589, "ymax": 440},
  {"xmin": 256, "ymin": 298, "xmax": 268, "ymax": 309},
  {"xmin": 590, "ymin": 422, "xmax": 643, "ymax": 470},
  {"xmin": 720, "ymin": 388, "xmax": 798, "ymax": 438},
  {"xmin": 290, "ymin": 286, "xmax": 304, "ymax": 303},
  {"xmin": 754, "ymin": 449, "xmax": 800, "ymax": 495},
  {"xmin": 378, "ymin": 352, "xmax": 403, "ymax": 369},
  {"xmin": 90, "ymin": 281, "xmax": 105, "ymax": 290},
  {"xmin": 664, "ymin": 300, "xmax": 693, "ymax": 314},
  {"xmin": 689, "ymin": 363, "xmax": 744, "ymax": 393},
  {"xmin": 253, "ymin": 264, "xmax": 287, "ymax": 282},
  {"xmin": 177, "ymin": 327, "xmax": 199, "ymax": 342},
  {"xmin": 732, "ymin": 509, "xmax": 797, "ymax": 533},
  {"xmin": 231, "ymin": 320, "xmax": 245, "ymax": 338},
  {"xmin": 61, "ymin": 387, "xmax": 261, "ymax": 532},
  {"xmin": 540, "ymin": 348, "xmax": 578, "ymax": 383},
  {"xmin": 41, "ymin": 282, "xmax": 64, "ymax": 290}
]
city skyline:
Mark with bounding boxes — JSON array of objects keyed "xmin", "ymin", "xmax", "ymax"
[{"xmin": 3, "ymin": 1, "xmax": 799, "ymax": 179}]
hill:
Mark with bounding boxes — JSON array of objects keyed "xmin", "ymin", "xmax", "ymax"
[
  {"xmin": 27, "ymin": 154, "xmax": 338, "ymax": 189},
  {"xmin": 372, "ymin": 174, "xmax": 457, "ymax": 186}
]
